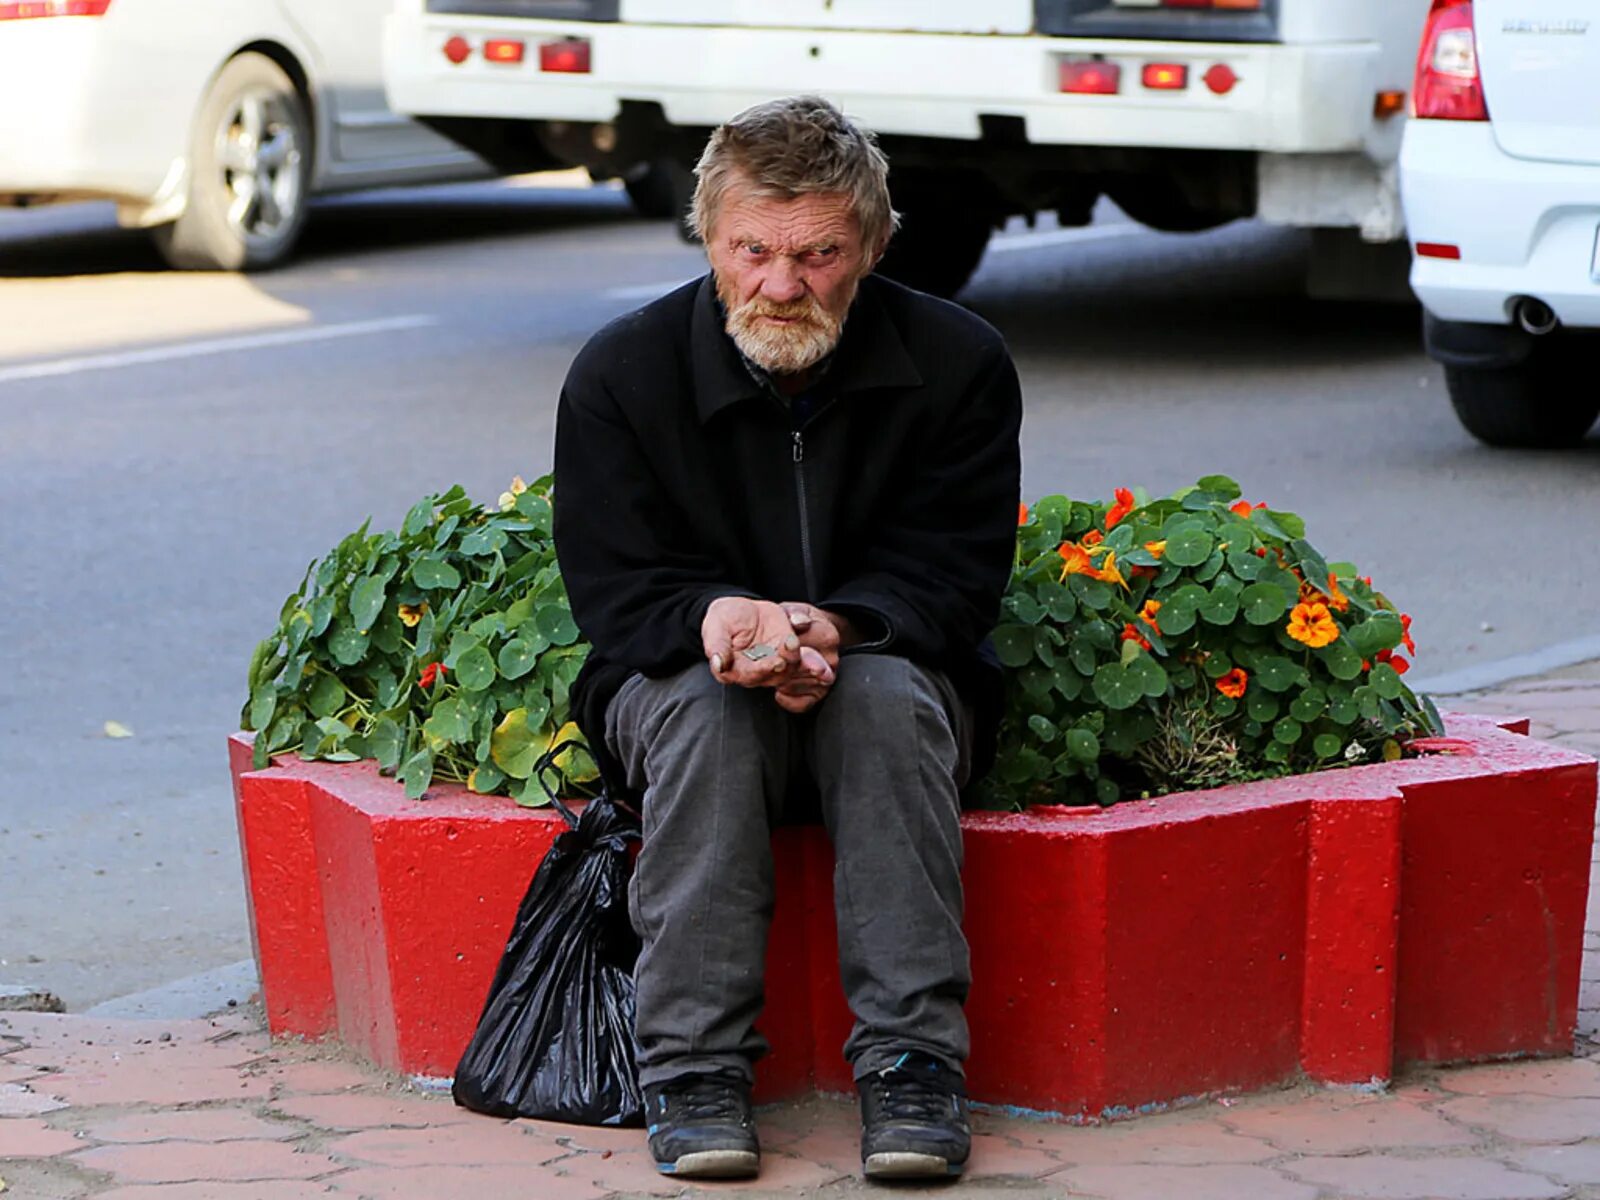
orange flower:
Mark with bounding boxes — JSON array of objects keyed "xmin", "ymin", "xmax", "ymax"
[
  {"xmin": 1286, "ymin": 601, "xmax": 1340, "ymax": 649},
  {"xmin": 1120, "ymin": 622, "xmax": 1152, "ymax": 652},
  {"xmin": 1324, "ymin": 573, "xmax": 1351, "ymax": 613},
  {"xmin": 1130, "ymin": 565, "xmax": 1159, "ymax": 580},
  {"xmin": 1138, "ymin": 599, "xmax": 1162, "ymax": 634},
  {"xmin": 1144, "ymin": 540, "xmax": 1166, "ymax": 559},
  {"xmin": 1216, "ymin": 668, "xmax": 1249, "ymax": 699},
  {"xmin": 1400, "ymin": 613, "xmax": 1415, "ymax": 656},
  {"xmin": 398, "ymin": 602, "xmax": 428, "ymax": 628},
  {"xmin": 1095, "ymin": 549, "xmax": 1129, "ymax": 590},
  {"xmin": 1082, "ymin": 529, "xmax": 1104, "ymax": 547},
  {"xmin": 1106, "ymin": 487, "xmax": 1136, "ymax": 529},
  {"xmin": 1018, "ymin": 502, "xmax": 1029, "ymax": 527},
  {"xmin": 1058, "ymin": 542, "xmax": 1094, "ymax": 580},
  {"xmin": 1230, "ymin": 500, "xmax": 1266, "ymax": 518}
]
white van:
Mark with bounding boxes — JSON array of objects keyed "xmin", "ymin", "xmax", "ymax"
[{"xmin": 0, "ymin": 0, "xmax": 522, "ymax": 270}]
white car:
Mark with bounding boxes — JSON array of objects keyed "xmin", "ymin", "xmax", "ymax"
[
  {"xmin": 1400, "ymin": 0, "xmax": 1600, "ymax": 447},
  {"xmin": 0, "ymin": 0, "xmax": 512, "ymax": 270}
]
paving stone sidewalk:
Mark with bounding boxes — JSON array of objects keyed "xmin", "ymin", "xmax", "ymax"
[{"xmin": 3, "ymin": 666, "xmax": 1599, "ymax": 1200}]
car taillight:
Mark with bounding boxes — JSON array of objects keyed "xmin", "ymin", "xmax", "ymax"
[
  {"xmin": 539, "ymin": 38, "xmax": 590, "ymax": 74},
  {"xmin": 1412, "ymin": 0, "xmax": 1488, "ymax": 121},
  {"xmin": 483, "ymin": 38, "xmax": 524, "ymax": 64},
  {"xmin": 0, "ymin": 0, "xmax": 112, "ymax": 17},
  {"xmin": 1060, "ymin": 59, "xmax": 1121, "ymax": 95}
]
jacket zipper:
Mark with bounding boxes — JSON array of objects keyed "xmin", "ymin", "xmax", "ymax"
[{"xmin": 791, "ymin": 429, "xmax": 819, "ymax": 600}]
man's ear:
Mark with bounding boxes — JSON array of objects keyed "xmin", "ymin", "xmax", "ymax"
[{"xmin": 865, "ymin": 234, "xmax": 890, "ymax": 273}]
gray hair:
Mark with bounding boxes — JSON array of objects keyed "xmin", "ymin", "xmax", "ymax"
[{"xmin": 689, "ymin": 95, "xmax": 899, "ymax": 251}]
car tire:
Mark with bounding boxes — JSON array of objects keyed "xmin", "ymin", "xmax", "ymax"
[
  {"xmin": 874, "ymin": 176, "xmax": 993, "ymax": 299},
  {"xmin": 153, "ymin": 53, "xmax": 311, "ymax": 272},
  {"xmin": 624, "ymin": 157, "xmax": 694, "ymax": 223},
  {"xmin": 1445, "ymin": 341, "xmax": 1600, "ymax": 448}
]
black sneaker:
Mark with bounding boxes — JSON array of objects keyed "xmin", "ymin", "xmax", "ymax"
[
  {"xmin": 858, "ymin": 1051, "xmax": 971, "ymax": 1179},
  {"xmin": 644, "ymin": 1071, "xmax": 760, "ymax": 1178}
]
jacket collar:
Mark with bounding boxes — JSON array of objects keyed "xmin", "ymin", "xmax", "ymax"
[{"xmin": 688, "ymin": 273, "xmax": 924, "ymax": 424}]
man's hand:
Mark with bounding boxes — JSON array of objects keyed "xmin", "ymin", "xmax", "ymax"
[
  {"xmin": 771, "ymin": 604, "xmax": 855, "ymax": 714},
  {"xmin": 701, "ymin": 597, "xmax": 802, "ymax": 687}
]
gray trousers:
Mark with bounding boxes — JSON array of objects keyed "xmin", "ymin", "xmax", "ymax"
[{"xmin": 604, "ymin": 654, "xmax": 972, "ymax": 1088}]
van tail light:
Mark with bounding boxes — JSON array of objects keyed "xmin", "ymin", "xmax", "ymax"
[
  {"xmin": 539, "ymin": 38, "xmax": 591, "ymax": 74},
  {"xmin": 1412, "ymin": 0, "xmax": 1488, "ymax": 121},
  {"xmin": 1060, "ymin": 60, "xmax": 1121, "ymax": 95},
  {"xmin": 0, "ymin": 0, "xmax": 113, "ymax": 17}
]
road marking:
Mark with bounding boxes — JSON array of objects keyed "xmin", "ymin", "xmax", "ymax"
[
  {"xmin": 598, "ymin": 226, "xmax": 1150, "ymax": 303},
  {"xmin": 0, "ymin": 314, "xmax": 438, "ymax": 385},
  {"xmin": 984, "ymin": 224, "xmax": 1148, "ymax": 254}
]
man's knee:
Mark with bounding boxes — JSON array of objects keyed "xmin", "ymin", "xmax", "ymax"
[{"xmin": 815, "ymin": 656, "xmax": 968, "ymax": 785}]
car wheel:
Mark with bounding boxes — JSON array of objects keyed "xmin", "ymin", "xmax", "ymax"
[
  {"xmin": 624, "ymin": 158, "xmax": 694, "ymax": 222},
  {"xmin": 153, "ymin": 53, "xmax": 311, "ymax": 272},
  {"xmin": 1445, "ymin": 341, "xmax": 1600, "ymax": 448}
]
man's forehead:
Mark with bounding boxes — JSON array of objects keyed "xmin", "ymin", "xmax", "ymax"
[{"xmin": 717, "ymin": 183, "xmax": 860, "ymax": 245}]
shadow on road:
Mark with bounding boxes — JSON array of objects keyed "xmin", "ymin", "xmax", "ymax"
[{"xmin": 0, "ymin": 184, "xmax": 641, "ymax": 279}]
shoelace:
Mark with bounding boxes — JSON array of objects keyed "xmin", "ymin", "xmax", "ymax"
[
  {"xmin": 869, "ymin": 1065, "xmax": 956, "ymax": 1123},
  {"xmin": 662, "ymin": 1075, "xmax": 747, "ymax": 1124}
]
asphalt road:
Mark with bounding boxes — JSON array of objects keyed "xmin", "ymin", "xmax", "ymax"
[{"xmin": 2, "ymin": 179, "xmax": 1598, "ymax": 1011}]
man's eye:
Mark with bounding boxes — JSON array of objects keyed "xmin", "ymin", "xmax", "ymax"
[
  {"xmin": 805, "ymin": 247, "xmax": 837, "ymax": 262},
  {"xmin": 743, "ymin": 243, "xmax": 767, "ymax": 258}
]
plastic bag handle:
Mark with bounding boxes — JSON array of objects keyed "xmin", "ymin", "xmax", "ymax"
[{"xmin": 531, "ymin": 738, "xmax": 594, "ymax": 830}]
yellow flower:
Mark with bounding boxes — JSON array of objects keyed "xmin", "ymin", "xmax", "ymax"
[
  {"xmin": 1095, "ymin": 549, "xmax": 1129, "ymax": 591},
  {"xmin": 1144, "ymin": 540, "xmax": 1166, "ymax": 559},
  {"xmin": 398, "ymin": 602, "xmax": 428, "ymax": 628},
  {"xmin": 497, "ymin": 475, "xmax": 529, "ymax": 512},
  {"xmin": 1286, "ymin": 601, "xmax": 1340, "ymax": 649}
]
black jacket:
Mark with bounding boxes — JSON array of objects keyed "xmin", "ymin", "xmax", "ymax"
[{"xmin": 552, "ymin": 272, "xmax": 1023, "ymax": 790}]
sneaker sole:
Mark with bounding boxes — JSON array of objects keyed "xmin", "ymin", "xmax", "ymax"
[
  {"xmin": 657, "ymin": 1149, "xmax": 761, "ymax": 1179},
  {"xmin": 864, "ymin": 1151, "xmax": 964, "ymax": 1179}
]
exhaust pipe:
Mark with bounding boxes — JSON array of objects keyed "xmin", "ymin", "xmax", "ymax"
[{"xmin": 1512, "ymin": 296, "xmax": 1559, "ymax": 336}]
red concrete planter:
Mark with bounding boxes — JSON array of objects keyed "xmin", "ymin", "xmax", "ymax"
[{"xmin": 228, "ymin": 714, "xmax": 1596, "ymax": 1119}]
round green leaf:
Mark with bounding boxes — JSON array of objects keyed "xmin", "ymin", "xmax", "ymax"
[
  {"xmin": 497, "ymin": 638, "xmax": 540, "ymax": 681},
  {"xmin": 1273, "ymin": 718, "xmax": 1303, "ymax": 745},
  {"xmin": 350, "ymin": 575, "xmax": 387, "ymax": 632},
  {"xmin": 1313, "ymin": 733, "xmax": 1343, "ymax": 759},
  {"xmin": 1255, "ymin": 656, "xmax": 1304, "ymax": 693},
  {"xmin": 1027, "ymin": 714, "xmax": 1059, "ymax": 743},
  {"xmin": 1199, "ymin": 582, "xmax": 1242, "ymax": 626},
  {"xmin": 1319, "ymin": 638, "xmax": 1364, "ymax": 681},
  {"xmin": 1370, "ymin": 662, "xmax": 1404, "ymax": 700},
  {"xmin": 1211, "ymin": 695, "xmax": 1238, "ymax": 718},
  {"xmin": 1289, "ymin": 690, "xmax": 1326, "ymax": 722},
  {"xmin": 1165, "ymin": 526, "xmax": 1215, "ymax": 568},
  {"xmin": 468, "ymin": 762, "xmax": 506, "ymax": 794},
  {"xmin": 398, "ymin": 749, "xmax": 434, "ymax": 800},
  {"xmin": 535, "ymin": 605, "xmax": 580, "ymax": 646},
  {"xmin": 327, "ymin": 623, "xmax": 369, "ymax": 667},
  {"xmin": 369, "ymin": 717, "xmax": 403, "ymax": 772},
  {"xmin": 412, "ymin": 556, "xmax": 462, "ymax": 591},
  {"xmin": 1247, "ymin": 691, "xmax": 1280, "ymax": 722},
  {"xmin": 1128, "ymin": 653, "xmax": 1170, "ymax": 698},
  {"xmin": 1064, "ymin": 728, "xmax": 1099, "ymax": 763},
  {"xmin": 1009, "ymin": 593, "xmax": 1046, "ymax": 625},
  {"xmin": 247, "ymin": 685, "xmax": 277, "ymax": 732},
  {"xmin": 456, "ymin": 644, "xmax": 497, "ymax": 692},
  {"xmin": 1019, "ymin": 667, "xmax": 1053, "ymax": 701},
  {"xmin": 1241, "ymin": 582, "xmax": 1290, "ymax": 626},
  {"xmin": 491, "ymin": 707, "xmax": 552, "ymax": 779},
  {"xmin": 1092, "ymin": 662, "xmax": 1146, "ymax": 711},
  {"xmin": 307, "ymin": 672, "xmax": 345, "ymax": 719},
  {"xmin": 1038, "ymin": 581, "xmax": 1077, "ymax": 622},
  {"xmin": 993, "ymin": 624, "xmax": 1035, "ymax": 668},
  {"xmin": 423, "ymin": 697, "xmax": 474, "ymax": 746}
]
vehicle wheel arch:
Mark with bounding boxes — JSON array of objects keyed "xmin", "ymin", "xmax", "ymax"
[{"xmin": 227, "ymin": 40, "xmax": 320, "ymax": 183}]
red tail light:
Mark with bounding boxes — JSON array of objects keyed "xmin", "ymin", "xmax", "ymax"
[
  {"xmin": 1142, "ymin": 63, "xmax": 1189, "ymax": 91},
  {"xmin": 1060, "ymin": 60, "xmax": 1121, "ymax": 96},
  {"xmin": 539, "ymin": 38, "xmax": 591, "ymax": 74},
  {"xmin": 483, "ymin": 38, "xmax": 525, "ymax": 64},
  {"xmin": 1412, "ymin": 0, "xmax": 1488, "ymax": 121},
  {"xmin": 0, "ymin": 0, "xmax": 112, "ymax": 17}
]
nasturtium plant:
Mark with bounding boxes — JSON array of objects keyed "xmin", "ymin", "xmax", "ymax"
[
  {"xmin": 974, "ymin": 475, "xmax": 1443, "ymax": 810},
  {"xmin": 246, "ymin": 473, "xmax": 1442, "ymax": 811},
  {"xmin": 241, "ymin": 477, "xmax": 598, "ymax": 804}
]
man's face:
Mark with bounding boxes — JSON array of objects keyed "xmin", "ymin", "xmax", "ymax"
[{"xmin": 707, "ymin": 175, "xmax": 877, "ymax": 376}]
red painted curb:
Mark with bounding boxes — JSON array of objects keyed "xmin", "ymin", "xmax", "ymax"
[{"xmin": 229, "ymin": 714, "xmax": 1596, "ymax": 1116}]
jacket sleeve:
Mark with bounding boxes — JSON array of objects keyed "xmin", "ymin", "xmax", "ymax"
[
  {"xmin": 553, "ymin": 361, "xmax": 754, "ymax": 676},
  {"xmin": 822, "ymin": 340, "xmax": 1022, "ymax": 663}
]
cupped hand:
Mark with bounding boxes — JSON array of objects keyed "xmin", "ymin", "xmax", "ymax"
[{"xmin": 701, "ymin": 596, "xmax": 802, "ymax": 688}]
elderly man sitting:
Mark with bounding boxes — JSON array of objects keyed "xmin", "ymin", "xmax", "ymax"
[{"xmin": 552, "ymin": 95, "xmax": 1022, "ymax": 1182}]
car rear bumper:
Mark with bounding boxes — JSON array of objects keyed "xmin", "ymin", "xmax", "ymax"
[
  {"xmin": 1402, "ymin": 120, "xmax": 1600, "ymax": 329},
  {"xmin": 0, "ymin": 18, "xmax": 181, "ymax": 207},
  {"xmin": 384, "ymin": 11, "xmax": 1386, "ymax": 156}
]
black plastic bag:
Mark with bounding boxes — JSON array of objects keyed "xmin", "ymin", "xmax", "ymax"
[{"xmin": 452, "ymin": 745, "xmax": 644, "ymax": 1126}]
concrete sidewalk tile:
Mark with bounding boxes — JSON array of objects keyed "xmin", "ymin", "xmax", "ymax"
[
  {"xmin": 0, "ymin": 1116, "xmax": 82, "ymax": 1157},
  {"xmin": 0, "ymin": 1082, "xmax": 67, "ymax": 1116},
  {"xmin": 1024, "ymin": 1113, "xmax": 1276, "ymax": 1166},
  {"xmin": 268, "ymin": 1090, "xmax": 480, "ymax": 1130},
  {"xmin": 1439, "ymin": 1094, "xmax": 1600, "ymax": 1143},
  {"xmin": 1507, "ymin": 1142, "xmax": 1600, "ymax": 1186},
  {"xmin": 1440, "ymin": 1058, "xmax": 1600, "ymax": 1099},
  {"xmin": 328, "ymin": 1163, "xmax": 608, "ymax": 1199},
  {"xmin": 1219, "ymin": 1093, "xmax": 1477, "ymax": 1153},
  {"xmin": 71, "ymin": 1138, "xmax": 342, "ymax": 1184},
  {"xmin": 328, "ymin": 1122, "xmax": 567, "ymax": 1169},
  {"xmin": 964, "ymin": 1131, "xmax": 1063, "ymax": 1178},
  {"xmin": 259, "ymin": 1057, "xmax": 386, "ymax": 1095},
  {"xmin": 539, "ymin": 1121, "xmax": 649, "ymax": 1155},
  {"xmin": 45, "ymin": 1064, "xmax": 272, "ymax": 1107},
  {"xmin": 766, "ymin": 1124, "xmax": 862, "ymax": 1176},
  {"xmin": 1285, "ymin": 1154, "xmax": 1567, "ymax": 1199},
  {"xmin": 84, "ymin": 1108, "xmax": 296, "ymax": 1143},
  {"xmin": 97, "ymin": 1186, "xmax": 335, "ymax": 1200},
  {"xmin": 0, "ymin": 1061, "xmax": 42, "ymax": 1086},
  {"xmin": 1049, "ymin": 1162, "xmax": 1319, "ymax": 1200}
]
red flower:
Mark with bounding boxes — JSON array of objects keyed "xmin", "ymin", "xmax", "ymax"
[
  {"xmin": 1375, "ymin": 649, "xmax": 1410, "ymax": 676},
  {"xmin": 1216, "ymin": 668, "xmax": 1249, "ymax": 699},
  {"xmin": 1120, "ymin": 622, "xmax": 1152, "ymax": 652},
  {"xmin": 1400, "ymin": 613, "xmax": 1416, "ymax": 656},
  {"xmin": 1230, "ymin": 500, "xmax": 1267, "ymax": 519},
  {"xmin": 419, "ymin": 662, "xmax": 447, "ymax": 689},
  {"xmin": 1082, "ymin": 529, "xmax": 1104, "ymax": 547},
  {"xmin": 1018, "ymin": 502, "xmax": 1029, "ymax": 527},
  {"xmin": 1105, "ymin": 487, "xmax": 1136, "ymax": 529}
]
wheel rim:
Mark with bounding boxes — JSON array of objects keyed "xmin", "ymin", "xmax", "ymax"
[{"xmin": 214, "ymin": 87, "xmax": 303, "ymax": 244}]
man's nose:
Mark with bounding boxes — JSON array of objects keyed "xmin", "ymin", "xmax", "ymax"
[{"xmin": 760, "ymin": 260, "xmax": 806, "ymax": 304}]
